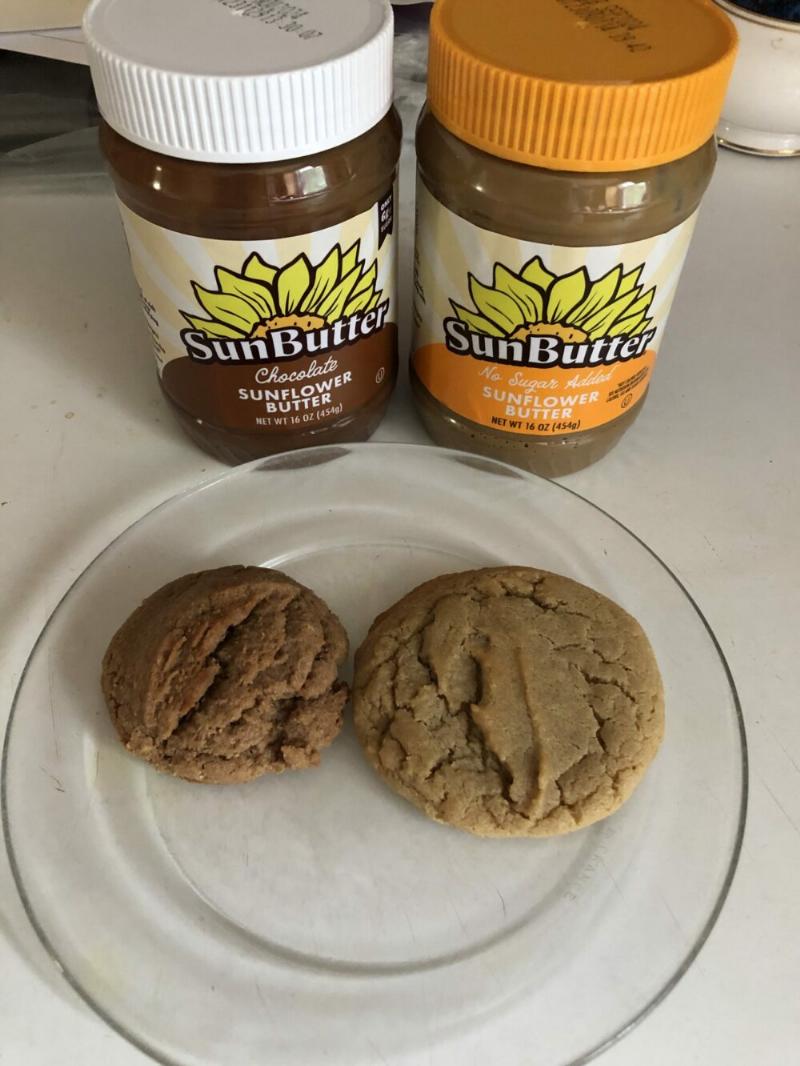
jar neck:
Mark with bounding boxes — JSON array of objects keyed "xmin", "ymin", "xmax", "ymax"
[
  {"xmin": 101, "ymin": 109, "xmax": 402, "ymax": 240},
  {"xmin": 416, "ymin": 108, "xmax": 716, "ymax": 246}
]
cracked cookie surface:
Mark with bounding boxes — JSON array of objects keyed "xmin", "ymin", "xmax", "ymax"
[
  {"xmin": 102, "ymin": 566, "xmax": 348, "ymax": 783},
  {"xmin": 353, "ymin": 567, "xmax": 663, "ymax": 837}
]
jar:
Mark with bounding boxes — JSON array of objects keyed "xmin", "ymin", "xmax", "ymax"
[
  {"xmin": 84, "ymin": 0, "xmax": 400, "ymax": 465},
  {"xmin": 411, "ymin": 0, "xmax": 737, "ymax": 477},
  {"xmin": 715, "ymin": 0, "xmax": 800, "ymax": 156}
]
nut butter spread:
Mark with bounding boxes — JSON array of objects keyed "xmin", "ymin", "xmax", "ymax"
[
  {"xmin": 84, "ymin": 0, "xmax": 400, "ymax": 464},
  {"xmin": 411, "ymin": 0, "xmax": 737, "ymax": 476}
]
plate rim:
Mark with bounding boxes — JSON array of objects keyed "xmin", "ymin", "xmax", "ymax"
[{"xmin": 1, "ymin": 441, "xmax": 749, "ymax": 1066}]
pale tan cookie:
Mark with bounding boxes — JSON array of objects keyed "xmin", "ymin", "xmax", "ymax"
[
  {"xmin": 102, "ymin": 565, "xmax": 348, "ymax": 783},
  {"xmin": 353, "ymin": 567, "xmax": 663, "ymax": 837}
]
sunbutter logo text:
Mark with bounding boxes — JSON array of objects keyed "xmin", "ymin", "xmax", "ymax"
[
  {"xmin": 443, "ymin": 256, "xmax": 658, "ymax": 369},
  {"xmin": 178, "ymin": 242, "xmax": 388, "ymax": 365},
  {"xmin": 443, "ymin": 318, "xmax": 656, "ymax": 368},
  {"xmin": 182, "ymin": 302, "xmax": 389, "ymax": 364}
]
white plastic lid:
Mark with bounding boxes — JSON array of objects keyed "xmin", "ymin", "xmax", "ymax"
[{"xmin": 83, "ymin": 0, "xmax": 394, "ymax": 163}]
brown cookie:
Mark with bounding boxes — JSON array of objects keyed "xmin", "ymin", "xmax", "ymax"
[
  {"xmin": 353, "ymin": 567, "xmax": 664, "ymax": 837},
  {"xmin": 102, "ymin": 565, "xmax": 348, "ymax": 783}
]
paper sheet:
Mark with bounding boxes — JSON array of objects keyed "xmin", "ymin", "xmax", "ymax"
[{"xmin": 0, "ymin": 0, "xmax": 87, "ymax": 33}]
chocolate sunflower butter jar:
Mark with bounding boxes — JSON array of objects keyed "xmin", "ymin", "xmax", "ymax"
[
  {"xmin": 411, "ymin": 0, "xmax": 737, "ymax": 476},
  {"xmin": 84, "ymin": 0, "xmax": 400, "ymax": 464}
]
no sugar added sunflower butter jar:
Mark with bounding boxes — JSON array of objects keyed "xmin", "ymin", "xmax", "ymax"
[
  {"xmin": 411, "ymin": 0, "xmax": 737, "ymax": 476},
  {"xmin": 85, "ymin": 0, "xmax": 400, "ymax": 463}
]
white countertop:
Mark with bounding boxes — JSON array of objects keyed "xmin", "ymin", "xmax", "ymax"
[{"xmin": 1, "ymin": 136, "xmax": 798, "ymax": 1066}]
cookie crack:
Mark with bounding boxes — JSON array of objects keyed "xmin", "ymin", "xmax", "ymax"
[
  {"xmin": 415, "ymin": 616, "xmax": 520, "ymax": 814},
  {"xmin": 356, "ymin": 589, "xmax": 485, "ymax": 695},
  {"xmin": 164, "ymin": 590, "xmax": 301, "ymax": 743},
  {"xmin": 549, "ymin": 778, "xmax": 578, "ymax": 824},
  {"xmin": 534, "ymin": 631, "xmax": 637, "ymax": 753},
  {"xmin": 555, "ymin": 769, "xmax": 616, "ymax": 820},
  {"xmin": 533, "ymin": 628, "xmax": 589, "ymax": 656},
  {"xmin": 495, "ymin": 577, "xmax": 553, "ymax": 613},
  {"xmin": 381, "ymin": 721, "xmax": 453, "ymax": 810},
  {"xmin": 424, "ymin": 747, "xmax": 456, "ymax": 781},
  {"xmin": 373, "ymin": 653, "xmax": 400, "ymax": 758},
  {"xmin": 497, "ymin": 581, "xmax": 625, "ymax": 649},
  {"xmin": 267, "ymin": 694, "xmax": 303, "ymax": 763},
  {"xmin": 383, "ymin": 623, "xmax": 519, "ymax": 821},
  {"xmin": 587, "ymin": 639, "xmax": 629, "ymax": 669},
  {"xmin": 575, "ymin": 665, "xmax": 637, "ymax": 706}
]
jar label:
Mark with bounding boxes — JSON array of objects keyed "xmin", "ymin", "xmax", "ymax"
[
  {"xmin": 118, "ymin": 188, "xmax": 396, "ymax": 434},
  {"xmin": 412, "ymin": 180, "xmax": 697, "ymax": 438}
]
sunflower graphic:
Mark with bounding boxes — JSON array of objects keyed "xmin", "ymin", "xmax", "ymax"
[
  {"xmin": 182, "ymin": 241, "xmax": 382, "ymax": 340},
  {"xmin": 452, "ymin": 257, "xmax": 655, "ymax": 344}
]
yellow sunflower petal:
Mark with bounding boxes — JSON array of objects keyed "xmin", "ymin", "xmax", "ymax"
[
  {"xmin": 192, "ymin": 285, "xmax": 260, "ymax": 331},
  {"xmin": 341, "ymin": 241, "xmax": 361, "ymax": 276},
  {"xmin": 276, "ymin": 254, "xmax": 312, "ymax": 313},
  {"xmin": 364, "ymin": 291, "xmax": 383, "ymax": 312},
  {"xmin": 215, "ymin": 268, "xmax": 275, "ymax": 318},
  {"xmin": 613, "ymin": 287, "xmax": 655, "ymax": 324},
  {"xmin": 618, "ymin": 264, "xmax": 644, "ymax": 296},
  {"xmin": 451, "ymin": 301, "xmax": 504, "ymax": 337},
  {"xmin": 521, "ymin": 255, "xmax": 555, "ymax": 292},
  {"xmin": 568, "ymin": 265, "xmax": 622, "ymax": 325},
  {"xmin": 607, "ymin": 314, "xmax": 653, "ymax": 338},
  {"xmin": 585, "ymin": 292, "xmax": 654, "ymax": 339},
  {"xmin": 344, "ymin": 287, "xmax": 376, "ymax": 316},
  {"xmin": 242, "ymin": 253, "xmax": 278, "ymax": 285},
  {"xmin": 606, "ymin": 311, "xmax": 645, "ymax": 337},
  {"xmin": 493, "ymin": 265, "xmax": 544, "ymax": 324},
  {"xmin": 546, "ymin": 268, "xmax": 589, "ymax": 322},
  {"xmin": 304, "ymin": 246, "xmax": 342, "ymax": 310},
  {"xmin": 469, "ymin": 275, "xmax": 524, "ymax": 333},
  {"xmin": 316, "ymin": 265, "xmax": 362, "ymax": 320},
  {"xmin": 581, "ymin": 289, "xmax": 640, "ymax": 337},
  {"xmin": 181, "ymin": 313, "xmax": 246, "ymax": 339},
  {"xmin": 349, "ymin": 261, "xmax": 377, "ymax": 300}
]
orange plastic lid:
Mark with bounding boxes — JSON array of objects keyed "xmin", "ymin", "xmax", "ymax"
[{"xmin": 427, "ymin": 0, "xmax": 738, "ymax": 172}]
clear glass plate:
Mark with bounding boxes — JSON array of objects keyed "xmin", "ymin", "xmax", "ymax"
[{"xmin": 2, "ymin": 444, "xmax": 746, "ymax": 1066}]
